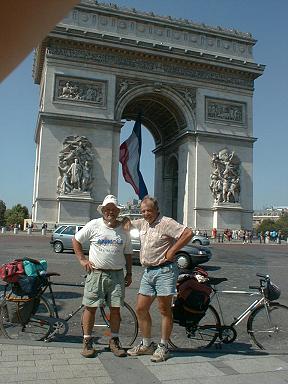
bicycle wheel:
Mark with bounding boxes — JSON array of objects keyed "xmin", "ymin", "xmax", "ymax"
[
  {"xmin": 247, "ymin": 302, "xmax": 288, "ymax": 350},
  {"xmin": 169, "ymin": 305, "xmax": 220, "ymax": 350},
  {"xmin": 0, "ymin": 295, "xmax": 54, "ymax": 341},
  {"xmin": 96, "ymin": 302, "xmax": 138, "ymax": 347}
]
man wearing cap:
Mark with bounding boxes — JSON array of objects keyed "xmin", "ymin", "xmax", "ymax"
[
  {"xmin": 125, "ymin": 196, "xmax": 193, "ymax": 362},
  {"xmin": 72, "ymin": 194, "xmax": 133, "ymax": 358}
]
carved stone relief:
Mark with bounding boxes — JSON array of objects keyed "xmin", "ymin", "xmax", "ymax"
[
  {"xmin": 206, "ymin": 97, "xmax": 245, "ymax": 125},
  {"xmin": 209, "ymin": 149, "xmax": 241, "ymax": 204},
  {"xmin": 116, "ymin": 77, "xmax": 196, "ymax": 111},
  {"xmin": 57, "ymin": 136, "xmax": 94, "ymax": 196},
  {"xmin": 54, "ymin": 76, "xmax": 107, "ymax": 107},
  {"xmin": 175, "ymin": 87, "xmax": 196, "ymax": 110},
  {"xmin": 117, "ymin": 78, "xmax": 139, "ymax": 97},
  {"xmin": 63, "ymin": 4, "xmax": 254, "ymax": 60},
  {"xmin": 47, "ymin": 48, "xmax": 253, "ymax": 90}
]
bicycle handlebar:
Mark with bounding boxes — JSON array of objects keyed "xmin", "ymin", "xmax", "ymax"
[
  {"xmin": 256, "ymin": 273, "xmax": 270, "ymax": 280},
  {"xmin": 249, "ymin": 285, "xmax": 260, "ymax": 290}
]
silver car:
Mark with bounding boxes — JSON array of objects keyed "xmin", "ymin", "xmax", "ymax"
[
  {"xmin": 190, "ymin": 234, "xmax": 210, "ymax": 246},
  {"xmin": 50, "ymin": 224, "xmax": 89, "ymax": 253}
]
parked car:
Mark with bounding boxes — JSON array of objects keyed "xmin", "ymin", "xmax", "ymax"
[
  {"xmin": 190, "ymin": 234, "xmax": 210, "ymax": 246},
  {"xmin": 50, "ymin": 220, "xmax": 212, "ymax": 270},
  {"xmin": 50, "ymin": 224, "xmax": 89, "ymax": 253},
  {"xmin": 120, "ymin": 214, "xmax": 212, "ymax": 269},
  {"xmin": 174, "ymin": 245, "xmax": 212, "ymax": 270}
]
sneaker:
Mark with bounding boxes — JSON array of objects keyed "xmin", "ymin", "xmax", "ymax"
[
  {"xmin": 81, "ymin": 337, "xmax": 97, "ymax": 358},
  {"xmin": 127, "ymin": 341, "xmax": 156, "ymax": 356},
  {"xmin": 109, "ymin": 337, "xmax": 126, "ymax": 357},
  {"xmin": 150, "ymin": 344, "xmax": 170, "ymax": 363}
]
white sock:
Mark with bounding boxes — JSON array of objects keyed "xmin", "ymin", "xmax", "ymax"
[
  {"xmin": 83, "ymin": 335, "xmax": 92, "ymax": 339},
  {"xmin": 160, "ymin": 339, "xmax": 168, "ymax": 347},
  {"xmin": 142, "ymin": 338, "xmax": 152, "ymax": 346}
]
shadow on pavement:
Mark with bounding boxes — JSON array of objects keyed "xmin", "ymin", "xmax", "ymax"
[
  {"xmin": 203, "ymin": 265, "xmax": 221, "ymax": 272},
  {"xmin": 170, "ymin": 341, "xmax": 269, "ymax": 357}
]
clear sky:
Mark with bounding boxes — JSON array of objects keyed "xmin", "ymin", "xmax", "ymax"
[{"xmin": 0, "ymin": 0, "xmax": 287, "ymax": 211}]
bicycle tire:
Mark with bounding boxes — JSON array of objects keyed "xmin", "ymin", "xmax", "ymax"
[
  {"xmin": 169, "ymin": 304, "xmax": 220, "ymax": 350},
  {"xmin": 0, "ymin": 295, "xmax": 54, "ymax": 341},
  {"xmin": 99, "ymin": 302, "xmax": 138, "ymax": 347},
  {"xmin": 247, "ymin": 302, "xmax": 288, "ymax": 350}
]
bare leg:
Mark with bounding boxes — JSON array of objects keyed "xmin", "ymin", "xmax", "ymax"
[
  {"xmin": 136, "ymin": 294, "xmax": 155, "ymax": 338},
  {"xmin": 109, "ymin": 307, "xmax": 121, "ymax": 333},
  {"xmin": 157, "ymin": 296, "xmax": 174, "ymax": 341},
  {"xmin": 109, "ymin": 307, "xmax": 126, "ymax": 356},
  {"xmin": 82, "ymin": 306, "xmax": 97, "ymax": 335}
]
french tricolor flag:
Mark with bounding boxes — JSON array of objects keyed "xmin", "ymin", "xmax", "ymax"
[{"xmin": 119, "ymin": 118, "xmax": 148, "ymax": 199}]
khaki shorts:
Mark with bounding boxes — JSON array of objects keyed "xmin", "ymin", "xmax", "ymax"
[{"xmin": 83, "ymin": 269, "xmax": 125, "ymax": 308}]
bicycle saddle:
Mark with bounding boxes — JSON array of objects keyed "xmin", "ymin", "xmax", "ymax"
[
  {"xmin": 45, "ymin": 272, "xmax": 61, "ymax": 277},
  {"xmin": 209, "ymin": 277, "xmax": 227, "ymax": 285}
]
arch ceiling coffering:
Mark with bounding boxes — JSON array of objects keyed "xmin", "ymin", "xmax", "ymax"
[{"xmin": 120, "ymin": 93, "xmax": 187, "ymax": 146}]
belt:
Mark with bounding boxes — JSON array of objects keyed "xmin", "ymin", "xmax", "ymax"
[
  {"xmin": 145, "ymin": 261, "xmax": 174, "ymax": 270},
  {"xmin": 92, "ymin": 268, "xmax": 123, "ymax": 272}
]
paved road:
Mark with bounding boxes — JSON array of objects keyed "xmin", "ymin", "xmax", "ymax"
[{"xmin": 1, "ymin": 233, "xmax": 288, "ymax": 349}]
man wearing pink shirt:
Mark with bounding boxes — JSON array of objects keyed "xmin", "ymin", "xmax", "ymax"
[{"xmin": 125, "ymin": 196, "xmax": 193, "ymax": 362}]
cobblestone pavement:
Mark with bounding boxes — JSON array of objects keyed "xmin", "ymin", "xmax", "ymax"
[{"xmin": 0, "ymin": 340, "xmax": 288, "ymax": 384}]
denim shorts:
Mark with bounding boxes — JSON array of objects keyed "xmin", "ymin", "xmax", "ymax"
[
  {"xmin": 139, "ymin": 263, "xmax": 179, "ymax": 297},
  {"xmin": 83, "ymin": 270, "xmax": 125, "ymax": 307}
]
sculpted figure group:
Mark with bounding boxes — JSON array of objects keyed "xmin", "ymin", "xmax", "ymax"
[
  {"xmin": 57, "ymin": 136, "xmax": 94, "ymax": 195},
  {"xmin": 59, "ymin": 80, "xmax": 104, "ymax": 104},
  {"xmin": 209, "ymin": 149, "xmax": 241, "ymax": 204}
]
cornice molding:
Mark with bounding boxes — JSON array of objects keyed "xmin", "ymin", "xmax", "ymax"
[
  {"xmin": 35, "ymin": 40, "xmax": 258, "ymax": 91},
  {"xmin": 34, "ymin": 111, "xmax": 123, "ymax": 142},
  {"xmin": 78, "ymin": 1, "xmax": 255, "ymax": 41},
  {"xmin": 33, "ymin": 3, "xmax": 265, "ymax": 84},
  {"xmin": 153, "ymin": 130, "xmax": 257, "ymax": 153}
]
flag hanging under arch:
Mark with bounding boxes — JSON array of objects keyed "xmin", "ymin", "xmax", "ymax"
[{"xmin": 119, "ymin": 118, "xmax": 148, "ymax": 199}]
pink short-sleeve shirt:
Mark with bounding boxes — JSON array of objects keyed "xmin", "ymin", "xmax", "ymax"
[{"xmin": 133, "ymin": 215, "xmax": 186, "ymax": 266}]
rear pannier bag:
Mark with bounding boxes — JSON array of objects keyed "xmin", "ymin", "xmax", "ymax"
[
  {"xmin": 5, "ymin": 297, "xmax": 38, "ymax": 324},
  {"xmin": 173, "ymin": 274, "xmax": 212, "ymax": 326}
]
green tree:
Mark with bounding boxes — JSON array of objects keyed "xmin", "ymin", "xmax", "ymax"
[
  {"xmin": 0, "ymin": 200, "xmax": 6, "ymax": 226},
  {"xmin": 4, "ymin": 204, "xmax": 29, "ymax": 229},
  {"xmin": 256, "ymin": 214, "xmax": 288, "ymax": 240},
  {"xmin": 275, "ymin": 213, "xmax": 288, "ymax": 239},
  {"xmin": 256, "ymin": 219, "xmax": 275, "ymax": 234}
]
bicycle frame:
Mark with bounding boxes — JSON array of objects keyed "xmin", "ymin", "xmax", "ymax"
[
  {"xmin": 211, "ymin": 287, "xmax": 265, "ymax": 328},
  {"xmin": 45, "ymin": 280, "xmax": 84, "ymax": 322}
]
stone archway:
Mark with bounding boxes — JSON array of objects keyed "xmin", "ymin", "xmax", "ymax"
[
  {"xmin": 31, "ymin": 2, "xmax": 264, "ymax": 230},
  {"xmin": 115, "ymin": 84, "xmax": 193, "ymax": 219}
]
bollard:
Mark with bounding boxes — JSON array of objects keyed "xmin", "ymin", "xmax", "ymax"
[
  {"xmin": 27, "ymin": 228, "xmax": 32, "ymax": 235},
  {"xmin": 13, "ymin": 228, "xmax": 18, "ymax": 235},
  {"xmin": 1, "ymin": 227, "xmax": 6, "ymax": 234},
  {"xmin": 41, "ymin": 228, "xmax": 47, "ymax": 236}
]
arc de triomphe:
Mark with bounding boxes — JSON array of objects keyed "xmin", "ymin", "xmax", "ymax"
[{"xmin": 31, "ymin": 1, "xmax": 264, "ymax": 230}]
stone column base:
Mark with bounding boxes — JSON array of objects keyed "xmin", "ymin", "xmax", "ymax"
[
  {"xmin": 212, "ymin": 203, "xmax": 244, "ymax": 231},
  {"xmin": 57, "ymin": 193, "xmax": 95, "ymax": 224}
]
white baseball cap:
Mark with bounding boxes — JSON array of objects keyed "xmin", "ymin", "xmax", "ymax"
[{"xmin": 97, "ymin": 195, "xmax": 122, "ymax": 213}]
